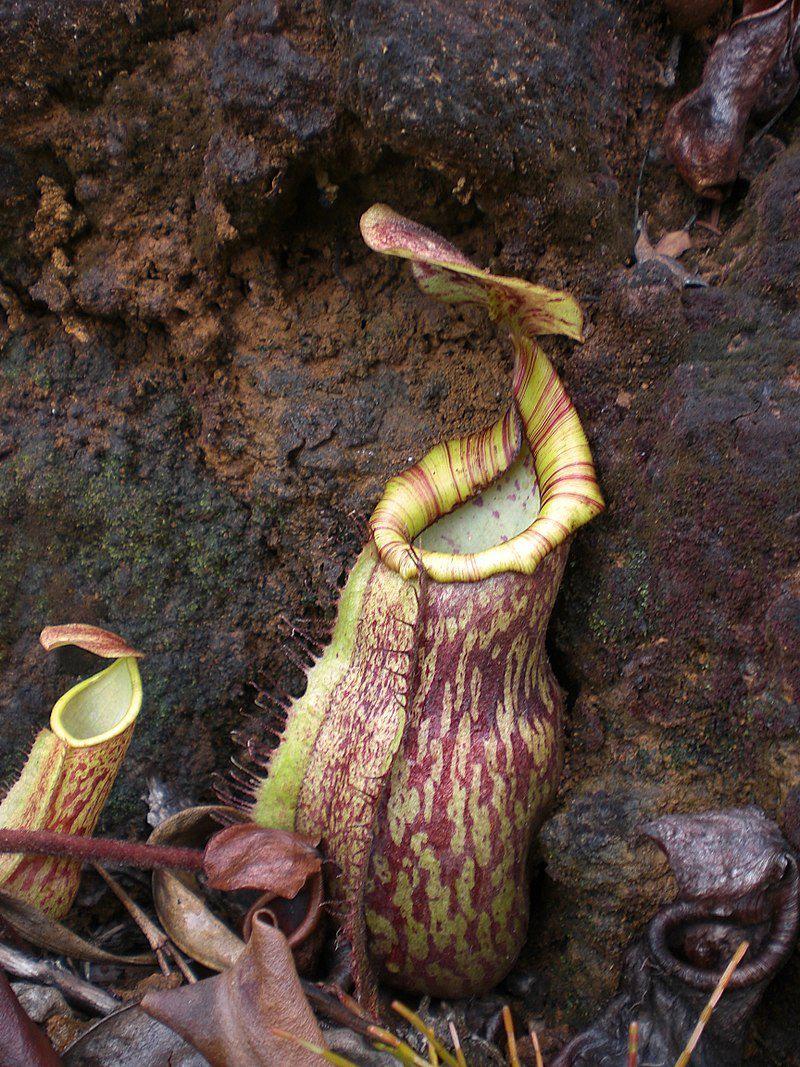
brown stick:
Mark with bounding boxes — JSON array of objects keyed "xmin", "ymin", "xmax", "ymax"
[
  {"xmin": 0, "ymin": 941, "xmax": 120, "ymax": 1016},
  {"xmin": 94, "ymin": 866, "xmax": 197, "ymax": 984},
  {"xmin": 300, "ymin": 981, "xmax": 374, "ymax": 1039},
  {"xmin": 0, "ymin": 829, "xmax": 204, "ymax": 873}
]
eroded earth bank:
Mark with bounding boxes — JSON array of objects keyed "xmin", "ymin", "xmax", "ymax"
[{"xmin": 1, "ymin": 1, "xmax": 798, "ymax": 1060}]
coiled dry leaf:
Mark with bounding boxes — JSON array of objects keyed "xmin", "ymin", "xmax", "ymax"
[{"xmin": 664, "ymin": 0, "xmax": 800, "ymax": 195}]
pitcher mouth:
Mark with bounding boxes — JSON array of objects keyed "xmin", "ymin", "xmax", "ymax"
[
  {"xmin": 362, "ymin": 204, "xmax": 604, "ymax": 583},
  {"xmin": 50, "ymin": 656, "xmax": 142, "ymax": 748},
  {"xmin": 412, "ymin": 442, "xmax": 540, "ymax": 557}
]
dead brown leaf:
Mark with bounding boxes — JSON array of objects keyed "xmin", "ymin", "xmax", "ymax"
[
  {"xmin": 39, "ymin": 625, "xmax": 143, "ymax": 659},
  {"xmin": 62, "ymin": 1005, "xmax": 206, "ymax": 1066},
  {"xmin": 654, "ymin": 229, "xmax": 693, "ymax": 258},
  {"xmin": 664, "ymin": 0, "xmax": 800, "ymax": 195},
  {"xmin": 0, "ymin": 890, "xmax": 154, "ymax": 966},
  {"xmin": 141, "ymin": 914, "xmax": 328, "ymax": 1067},
  {"xmin": 203, "ymin": 823, "xmax": 321, "ymax": 896},
  {"xmin": 153, "ymin": 865, "xmax": 245, "ymax": 972},
  {"xmin": 0, "ymin": 971, "xmax": 63, "ymax": 1066},
  {"xmin": 147, "ymin": 808, "xmax": 325, "ymax": 974},
  {"xmin": 634, "ymin": 215, "xmax": 704, "ymax": 288},
  {"xmin": 149, "ymin": 807, "xmax": 246, "ymax": 972}
]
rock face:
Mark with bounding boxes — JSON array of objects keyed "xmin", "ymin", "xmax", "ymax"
[
  {"xmin": 329, "ymin": 0, "xmax": 630, "ymax": 252},
  {"xmin": 0, "ymin": 1, "xmax": 799, "ymax": 1060}
]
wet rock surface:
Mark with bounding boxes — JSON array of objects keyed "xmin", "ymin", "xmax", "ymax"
[{"xmin": 0, "ymin": 1, "xmax": 799, "ymax": 1060}]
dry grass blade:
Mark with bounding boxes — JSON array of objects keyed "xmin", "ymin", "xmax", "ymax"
[
  {"xmin": 372, "ymin": 1046, "xmax": 415, "ymax": 1066},
  {"xmin": 674, "ymin": 941, "xmax": 749, "ymax": 1067},
  {"xmin": 391, "ymin": 1001, "xmax": 460, "ymax": 1067},
  {"xmin": 375, "ymin": 1043, "xmax": 431, "ymax": 1067},
  {"xmin": 529, "ymin": 1026, "xmax": 544, "ymax": 1067},
  {"xmin": 369, "ymin": 1025, "xmax": 433, "ymax": 1067},
  {"xmin": 502, "ymin": 1006, "xmax": 520, "ymax": 1067},
  {"xmin": 448, "ymin": 1022, "xmax": 467, "ymax": 1067},
  {"xmin": 270, "ymin": 1027, "xmax": 358, "ymax": 1066},
  {"xmin": 628, "ymin": 1021, "xmax": 639, "ymax": 1067}
]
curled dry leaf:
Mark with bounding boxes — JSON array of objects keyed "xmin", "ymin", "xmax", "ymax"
[
  {"xmin": 149, "ymin": 807, "xmax": 245, "ymax": 972},
  {"xmin": 39, "ymin": 625, "xmax": 143, "ymax": 660},
  {"xmin": 752, "ymin": 0, "xmax": 800, "ymax": 116},
  {"xmin": 224, "ymin": 827, "xmax": 327, "ymax": 977},
  {"xmin": 654, "ymin": 228, "xmax": 693, "ymax": 258},
  {"xmin": 149, "ymin": 806, "xmax": 325, "ymax": 972},
  {"xmin": 643, "ymin": 805, "xmax": 791, "ymax": 901},
  {"xmin": 0, "ymin": 889, "xmax": 153, "ymax": 965},
  {"xmin": 634, "ymin": 215, "xmax": 704, "ymax": 288},
  {"xmin": 141, "ymin": 913, "xmax": 328, "ymax": 1067},
  {"xmin": 664, "ymin": 0, "xmax": 800, "ymax": 196},
  {"xmin": 241, "ymin": 866, "xmax": 325, "ymax": 975},
  {"xmin": 0, "ymin": 970, "xmax": 63, "ymax": 1067},
  {"xmin": 553, "ymin": 807, "xmax": 798, "ymax": 1066},
  {"xmin": 62, "ymin": 1005, "xmax": 207, "ymax": 1067},
  {"xmin": 203, "ymin": 823, "xmax": 321, "ymax": 896}
]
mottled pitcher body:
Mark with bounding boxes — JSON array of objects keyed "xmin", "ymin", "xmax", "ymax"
[{"xmin": 365, "ymin": 548, "xmax": 566, "ymax": 995}]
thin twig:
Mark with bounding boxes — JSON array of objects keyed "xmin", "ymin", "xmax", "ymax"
[
  {"xmin": 93, "ymin": 920, "xmax": 128, "ymax": 946},
  {"xmin": 301, "ymin": 981, "xmax": 373, "ymax": 1039},
  {"xmin": 165, "ymin": 944, "xmax": 196, "ymax": 984},
  {"xmin": 633, "ymin": 138, "xmax": 653, "ymax": 235},
  {"xmin": 0, "ymin": 940, "xmax": 120, "ymax": 1015},
  {"xmin": 95, "ymin": 865, "xmax": 170, "ymax": 975},
  {"xmin": 271, "ymin": 1028, "xmax": 358, "ymax": 1066},
  {"xmin": 329, "ymin": 985, "xmax": 369, "ymax": 1022},
  {"xmin": 674, "ymin": 942, "xmax": 749, "ymax": 1067},
  {"xmin": 749, "ymin": 96, "xmax": 796, "ymax": 146},
  {"xmin": 94, "ymin": 865, "xmax": 196, "ymax": 983}
]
